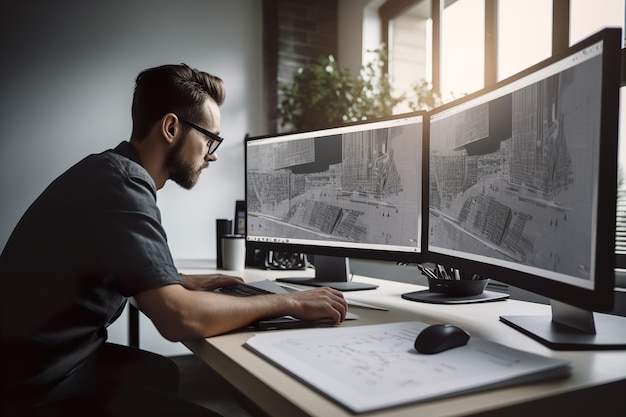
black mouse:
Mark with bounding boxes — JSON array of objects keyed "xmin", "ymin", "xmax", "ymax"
[{"xmin": 414, "ymin": 324, "xmax": 470, "ymax": 354}]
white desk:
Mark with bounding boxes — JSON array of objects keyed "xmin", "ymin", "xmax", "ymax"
[{"xmin": 180, "ymin": 267, "xmax": 626, "ymax": 417}]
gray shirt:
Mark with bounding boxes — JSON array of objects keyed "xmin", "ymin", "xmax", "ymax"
[{"xmin": 0, "ymin": 141, "xmax": 182, "ymax": 401}]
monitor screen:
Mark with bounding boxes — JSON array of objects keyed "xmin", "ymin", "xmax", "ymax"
[
  {"xmin": 246, "ymin": 112, "xmax": 425, "ymax": 290},
  {"xmin": 426, "ymin": 28, "xmax": 624, "ymax": 349}
]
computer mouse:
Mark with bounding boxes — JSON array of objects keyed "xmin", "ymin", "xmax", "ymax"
[{"xmin": 414, "ymin": 324, "xmax": 470, "ymax": 354}]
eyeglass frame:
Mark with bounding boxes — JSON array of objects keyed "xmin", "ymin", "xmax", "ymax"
[{"xmin": 178, "ymin": 116, "xmax": 224, "ymax": 155}]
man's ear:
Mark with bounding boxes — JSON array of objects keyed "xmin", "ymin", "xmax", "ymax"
[{"xmin": 161, "ymin": 113, "xmax": 179, "ymax": 144}]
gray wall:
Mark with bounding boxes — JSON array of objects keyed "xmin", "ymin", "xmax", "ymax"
[
  {"xmin": 0, "ymin": 0, "xmax": 263, "ymax": 355},
  {"xmin": 0, "ymin": 0, "xmax": 264, "ymax": 260}
]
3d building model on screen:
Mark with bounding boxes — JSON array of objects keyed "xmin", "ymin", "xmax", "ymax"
[
  {"xmin": 247, "ymin": 123, "xmax": 422, "ymax": 250},
  {"xmin": 429, "ymin": 54, "xmax": 599, "ymax": 282}
]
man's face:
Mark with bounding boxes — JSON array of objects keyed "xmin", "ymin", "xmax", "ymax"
[{"xmin": 165, "ymin": 99, "xmax": 221, "ymax": 189}]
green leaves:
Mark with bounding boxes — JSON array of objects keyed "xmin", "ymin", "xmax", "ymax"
[
  {"xmin": 278, "ymin": 48, "xmax": 442, "ymax": 131},
  {"xmin": 279, "ymin": 54, "xmax": 354, "ymax": 131}
]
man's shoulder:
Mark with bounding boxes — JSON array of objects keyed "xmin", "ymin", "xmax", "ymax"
[
  {"xmin": 101, "ymin": 149, "xmax": 150, "ymax": 178},
  {"xmin": 77, "ymin": 146, "xmax": 155, "ymax": 191}
]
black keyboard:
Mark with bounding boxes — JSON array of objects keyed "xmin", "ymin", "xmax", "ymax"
[{"xmin": 219, "ymin": 283, "xmax": 275, "ymax": 297}]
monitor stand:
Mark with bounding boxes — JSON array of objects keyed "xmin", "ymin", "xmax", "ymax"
[
  {"xmin": 276, "ymin": 255, "xmax": 378, "ymax": 291},
  {"xmin": 500, "ymin": 300, "xmax": 626, "ymax": 350}
]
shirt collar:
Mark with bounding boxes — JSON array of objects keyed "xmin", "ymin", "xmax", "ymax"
[{"xmin": 113, "ymin": 141, "xmax": 143, "ymax": 167}]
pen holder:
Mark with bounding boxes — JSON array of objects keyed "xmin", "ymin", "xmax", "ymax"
[{"xmin": 427, "ymin": 276, "xmax": 489, "ymax": 297}]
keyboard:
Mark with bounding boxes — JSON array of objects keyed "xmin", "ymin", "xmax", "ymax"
[{"xmin": 219, "ymin": 283, "xmax": 275, "ymax": 297}]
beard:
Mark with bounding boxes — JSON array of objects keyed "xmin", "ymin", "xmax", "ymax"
[{"xmin": 165, "ymin": 134, "xmax": 203, "ymax": 190}]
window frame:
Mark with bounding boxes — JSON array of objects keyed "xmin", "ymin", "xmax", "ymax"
[{"xmin": 380, "ymin": 0, "xmax": 574, "ymax": 94}]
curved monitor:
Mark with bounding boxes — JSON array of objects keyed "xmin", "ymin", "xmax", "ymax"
[
  {"xmin": 246, "ymin": 112, "xmax": 425, "ymax": 290},
  {"xmin": 426, "ymin": 28, "xmax": 624, "ymax": 349}
]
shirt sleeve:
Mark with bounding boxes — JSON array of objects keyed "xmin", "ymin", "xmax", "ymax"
[{"xmin": 79, "ymin": 159, "xmax": 182, "ymax": 297}]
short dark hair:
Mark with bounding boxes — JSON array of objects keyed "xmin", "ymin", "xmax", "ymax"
[{"xmin": 131, "ymin": 64, "xmax": 226, "ymax": 140}]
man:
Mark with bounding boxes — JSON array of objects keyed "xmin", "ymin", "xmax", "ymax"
[{"xmin": 0, "ymin": 64, "xmax": 347, "ymax": 416}]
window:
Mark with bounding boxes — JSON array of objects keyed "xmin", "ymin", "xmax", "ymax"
[
  {"xmin": 387, "ymin": 1, "xmax": 432, "ymax": 112},
  {"xmin": 497, "ymin": 0, "xmax": 552, "ymax": 81},
  {"xmin": 383, "ymin": 0, "xmax": 485, "ymax": 109},
  {"xmin": 570, "ymin": 0, "xmax": 624, "ymax": 46},
  {"xmin": 440, "ymin": 0, "xmax": 485, "ymax": 99}
]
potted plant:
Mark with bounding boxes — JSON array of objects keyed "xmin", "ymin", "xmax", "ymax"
[{"xmin": 278, "ymin": 47, "xmax": 440, "ymax": 132}]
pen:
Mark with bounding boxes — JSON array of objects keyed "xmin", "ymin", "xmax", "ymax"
[
  {"xmin": 436, "ymin": 264, "xmax": 451, "ymax": 280},
  {"xmin": 417, "ymin": 264, "xmax": 439, "ymax": 280}
]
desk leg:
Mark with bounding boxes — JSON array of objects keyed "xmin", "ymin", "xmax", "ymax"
[{"xmin": 128, "ymin": 303, "xmax": 140, "ymax": 348}]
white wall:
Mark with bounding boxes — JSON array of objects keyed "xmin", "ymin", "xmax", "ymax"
[{"xmin": 0, "ymin": 0, "xmax": 263, "ymax": 355}]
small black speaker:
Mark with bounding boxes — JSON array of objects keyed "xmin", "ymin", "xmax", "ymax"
[
  {"xmin": 245, "ymin": 248, "xmax": 267, "ymax": 268},
  {"xmin": 264, "ymin": 251, "xmax": 307, "ymax": 270}
]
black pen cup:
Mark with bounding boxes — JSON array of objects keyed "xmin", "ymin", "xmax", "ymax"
[
  {"xmin": 427, "ymin": 276, "xmax": 489, "ymax": 296},
  {"xmin": 215, "ymin": 218, "xmax": 233, "ymax": 269}
]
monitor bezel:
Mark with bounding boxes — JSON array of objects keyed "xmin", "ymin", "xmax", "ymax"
[
  {"xmin": 424, "ymin": 27, "xmax": 621, "ymax": 312},
  {"xmin": 245, "ymin": 111, "xmax": 427, "ymax": 265}
]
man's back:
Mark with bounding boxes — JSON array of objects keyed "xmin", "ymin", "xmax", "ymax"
[{"xmin": 0, "ymin": 142, "xmax": 181, "ymax": 405}]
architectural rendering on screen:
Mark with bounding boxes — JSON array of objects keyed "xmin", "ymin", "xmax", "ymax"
[
  {"xmin": 247, "ymin": 119, "xmax": 422, "ymax": 253},
  {"xmin": 429, "ymin": 42, "xmax": 603, "ymax": 286}
]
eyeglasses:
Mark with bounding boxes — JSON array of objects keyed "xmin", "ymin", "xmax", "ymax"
[{"xmin": 178, "ymin": 117, "xmax": 224, "ymax": 155}]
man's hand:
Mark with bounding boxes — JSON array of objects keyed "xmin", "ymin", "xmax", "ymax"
[
  {"xmin": 180, "ymin": 273, "xmax": 244, "ymax": 291},
  {"xmin": 283, "ymin": 287, "xmax": 348, "ymax": 325}
]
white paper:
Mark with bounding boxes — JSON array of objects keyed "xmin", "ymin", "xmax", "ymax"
[{"xmin": 245, "ymin": 321, "xmax": 570, "ymax": 413}]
